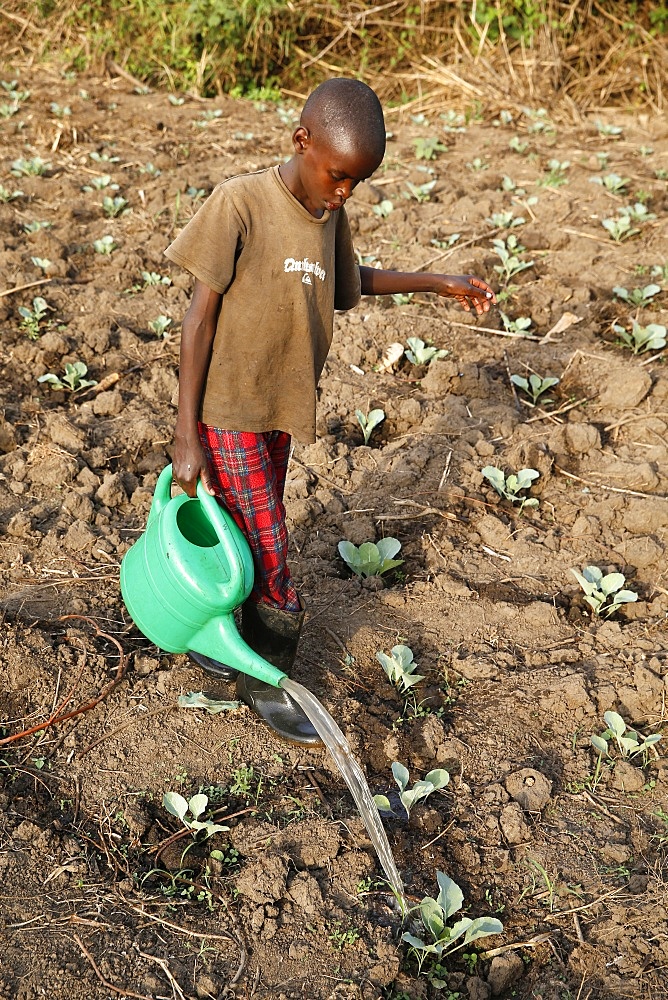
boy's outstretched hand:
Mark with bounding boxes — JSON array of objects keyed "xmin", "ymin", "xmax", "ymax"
[{"xmin": 433, "ymin": 274, "xmax": 496, "ymax": 314}]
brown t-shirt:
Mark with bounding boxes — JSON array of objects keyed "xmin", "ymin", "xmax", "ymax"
[{"xmin": 164, "ymin": 166, "xmax": 361, "ymax": 443}]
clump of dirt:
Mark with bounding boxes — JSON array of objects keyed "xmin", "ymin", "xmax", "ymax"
[{"xmin": 1, "ymin": 65, "xmax": 667, "ymax": 1000}]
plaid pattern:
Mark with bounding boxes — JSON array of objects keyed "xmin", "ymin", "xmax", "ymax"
[{"xmin": 199, "ymin": 424, "xmax": 300, "ymax": 611}]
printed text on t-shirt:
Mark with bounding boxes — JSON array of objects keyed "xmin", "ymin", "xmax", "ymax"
[{"xmin": 284, "ymin": 257, "xmax": 326, "ymax": 281}]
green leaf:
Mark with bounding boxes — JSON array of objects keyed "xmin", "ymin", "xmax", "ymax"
[
  {"xmin": 603, "ymin": 711, "xmax": 627, "ymax": 737},
  {"xmin": 401, "ymin": 931, "xmax": 435, "ymax": 953},
  {"xmin": 436, "ymin": 871, "xmax": 464, "ymax": 920},
  {"xmin": 424, "ymin": 768, "xmax": 450, "ymax": 790},
  {"xmin": 391, "ymin": 644, "xmax": 413, "ymax": 669},
  {"xmin": 188, "ymin": 793, "xmax": 208, "ymax": 820},
  {"xmin": 162, "ymin": 791, "xmax": 188, "ymax": 821},
  {"xmin": 177, "ymin": 691, "xmax": 239, "ymax": 714},
  {"xmin": 590, "ymin": 734, "xmax": 609, "ymax": 755},
  {"xmin": 611, "ymin": 590, "xmax": 638, "ymax": 605},
  {"xmin": 515, "ymin": 468, "xmax": 540, "ymax": 490},
  {"xmin": 510, "ymin": 374, "xmax": 529, "ymax": 392},
  {"xmin": 373, "ymin": 794, "xmax": 393, "ymax": 813},
  {"xmin": 599, "ymin": 573, "xmax": 625, "ymax": 597},
  {"xmin": 420, "ymin": 897, "xmax": 446, "ymax": 941},
  {"xmin": 392, "ymin": 761, "xmax": 410, "ymax": 793},
  {"xmin": 463, "ymin": 916, "xmax": 504, "ymax": 944},
  {"xmin": 482, "ymin": 466, "xmax": 506, "ymax": 494},
  {"xmin": 376, "ymin": 536, "xmax": 401, "ymax": 561}
]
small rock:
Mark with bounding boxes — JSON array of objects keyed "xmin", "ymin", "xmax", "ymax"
[
  {"xmin": 92, "ymin": 389, "xmax": 124, "ymax": 416},
  {"xmin": 96, "ymin": 472, "xmax": 127, "ymax": 508},
  {"xmin": 505, "ymin": 768, "xmax": 552, "ymax": 811},
  {"xmin": 598, "ymin": 367, "xmax": 651, "ymax": 410},
  {"xmin": 499, "ymin": 802, "xmax": 530, "ymax": 844},
  {"xmin": 487, "ymin": 953, "xmax": 524, "ymax": 996},
  {"xmin": 609, "ymin": 760, "xmax": 645, "ymax": 793},
  {"xmin": 564, "ymin": 421, "xmax": 601, "ymax": 454}
]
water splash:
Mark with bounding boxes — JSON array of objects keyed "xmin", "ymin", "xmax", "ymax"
[{"xmin": 280, "ymin": 677, "xmax": 407, "ymax": 913}]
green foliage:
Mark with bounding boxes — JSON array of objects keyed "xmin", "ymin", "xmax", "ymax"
[
  {"xmin": 413, "ymin": 136, "xmax": 447, "ymax": 160},
  {"xmin": 356, "ymin": 407, "xmax": 385, "ymax": 444},
  {"xmin": 372, "ymin": 199, "xmax": 393, "ymax": 218},
  {"xmin": 538, "ymin": 158, "xmax": 570, "ymax": 187},
  {"xmin": 619, "ymin": 202, "xmax": 656, "ymax": 223},
  {"xmin": 491, "ymin": 234, "xmax": 534, "ymax": 283},
  {"xmin": 404, "ymin": 337, "xmax": 448, "ymax": 366},
  {"xmin": 500, "ymin": 311, "xmax": 532, "ymax": 335},
  {"xmin": 591, "ymin": 711, "xmax": 661, "ymax": 762},
  {"xmin": 595, "ymin": 120, "xmax": 623, "ymax": 136},
  {"xmin": 102, "ymin": 195, "xmax": 129, "ymax": 217},
  {"xmin": 612, "ymin": 283, "xmax": 661, "ymax": 307},
  {"xmin": 37, "ymin": 361, "xmax": 97, "ymax": 393},
  {"xmin": 0, "ymin": 185, "xmax": 24, "ymax": 203},
  {"xmin": 177, "ymin": 691, "xmax": 239, "ymax": 713},
  {"xmin": 602, "ymin": 214, "xmax": 639, "ymax": 242},
  {"xmin": 487, "ymin": 210, "xmax": 525, "ymax": 229},
  {"xmin": 18, "ymin": 296, "xmax": 49, "ymax": 339},
  {"xmin": 508, "ymin": 136, "xmax": 528, "ymax": 153},
  {"xmin": 613, "ymin": 320, "xmax": 666, "ymax": 354},
  {"xmin": 376, "ymin": 644, "xmax": 424, "ymax": 693},
  {"xmin": 162, "ymin": 791, "xmax": 230, "ymax": 839},
  {"xmin": 374, "ymin": 761, "xmax": 449, "ymax": 818},
  {"xmin": 23, "ymin": 220, "xmax": 51, "ymax": 233},
  {"xmin": 404, "ymin": 180, "xmax": 436, "ymax": 203},
  {"xmin": 337, "ymin": 537, "xmax": 403, "ymax": 578},
  {"xmin": 31, "ymin": 257, "xmax": 52, "ymax": 273},
  {"xmin": 82, "ymin": 174, "xmax": 118, "ymax": 192},
  {"xmin": 590, "ymin": 172, "xmax": 629, "ymax": 194},
  {"xmin": 11, "ymin": 156, "xmax": 50, "ymax": 176},
  {"xmin": 466, "ymin": 156, "xmax": 488, "ymax": 172},
  {"xmin": 142, "ymin": 270, "xmax": 172, "ymax": 286},
  {"xmin": 511, "ymin": 373, "xmax": 559, "ymax": 404},
  {"xmin": 93, "ymin": 235, "xmax": 117, "ymax": 254},
  {"xmin": 570, "ymin": 565, "xmax": 638, "ymax": 618},
  {"xmin": 149, "ymin": 315, "xmax": 173, "ymax": 337},
  {"xmin": 482, "ymin": 466, "xmax": 539, "ymax": 511}
]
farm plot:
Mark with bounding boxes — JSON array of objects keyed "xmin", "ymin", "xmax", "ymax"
[{"xmin": 1, "ymin": 66, "xmax": 667, "ymax": 1000}]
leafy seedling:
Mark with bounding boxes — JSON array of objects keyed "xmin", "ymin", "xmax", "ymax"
[
  {"xmin": 404, "ymin": 180, "xmax": 436, "ymax": 203},
  {"xmin": 163, "ymin": 792, "xmax": 230, "ymax": 841},
  {"xmin": 413, "ymin": 137, "xmax": 447, "ymax": 160},
  {"xmin": 595, "ymin": 120, "xmax": 623, "ymax": 136},
  {"xmin": 23, "ymin": 220, "xmax": 51, "ymax": 233},
  {"xmin": 440, "ymin": 110, "xmax": 466, "ymax": 132},
  {"xmin": 337, "ymin": 537, "xmax": 403, "ymax": 578},
  {"xmin": 37, "ymin": 362, "xmax": 97, "ymax": 393},
  {"xmin": 430, "ymin": 233, "xmax": 460, "ymax": 249},
  {"xmin": 149, "ymin": 315, "xmax": 173, "ymax": 337},
  {"xmin": 142, "ymin": 270, "xmax": 171, "ymax": 286},
  {"xmin": 508, "ymin": 136, "xmax": 528, "ymax": 154},
  {"xmin": 619, "ymin": 202, "xmax": 656, "ymax": 223},
  {"xmin": 391, "ymin": 292, "xmax": 414, "ymax": 306},
  {"xmin": 613, "ymin": 321, "xmax": 666, "ymax": 355},
  {"xmin": 500, "ymin": 312, "xmax": 532, "ymax": 335},
  {"xmin": 90, "ymin": 151, "xmax": 120, "ymax": 164},
  {"xmin": 570, "ymin": 565, "xmax": 637, "ymax": 618},
  {"xmin": 141, "ymin": 162, "xmax": 161, "ymax": 177},
  {"xmin": 103, "ymin": 195, "xmax": 129, "ymax": 218},
  {"xmin": 511, "ymin": 373, "xmax": 559, "ymax": 404},
  {"xmin": 31, "ymin": 257, "xmax": 51, "ymax": 273},
  {"xmin": 591, "ymin": 710, "xmax": 661, "ymax": 764},
  {"xmin": 50, "ymin": 102, "xmax": 71, "ymax": 117},
  {"xmin": 404, "ymin": 337, "xmax": 448, "ymax": 366},
  {"xmin": 539, "ymin": 159, "xmax": 570, "ymax": 187},
  {"xmin": 491, "ymin": 235, "xmax": 534, "ymax": 284},
  {"xmin": 374, "ymin": 761, "xmax": 449, "ymax": 818},
  {"xmin": 11, "ymin": 156, "xmax": 50, "ymax": 176},
  {"xmin": 402, "ymin": 871, "xmax": 503, "ymax": 974},
  {"xmin": 466, "ymin": 157, "xmax": 488, "ymax": 172},
  {"xmin": 612, "ymin": 284, "xmax": 661, "ymax": 307},
  {"xmin": 482, "ymin": 466, "xmax": 539, "ymax": 512},
  {"xmin": 376, "ymin": 644, "xmax": 424, "ymax": 693},
  {"xmin": 178, "ymin": 692, "xmax": 239, "ymax": 714},
  {"xmin": 82, "ymin": 174, "xmax": 118, "ymax": 192},
  {"xmin": 526, "ymin": 108, "xmax": 554, "ymax": 133},
  {"xmin": 602, "ymin": 215, "xmax": 639, "ymax": 242},
  {"xmin": 0, "ymin": 185, "xmax": 23, "ymax": 203},
  {"xmin": 372, "ymin": 199, "xmax": 393, "ymax": 218},
  {"xmin": 590, "ymin": 173, "xmax": 629, "ymax": 195},
  {"xmin": 487, "ymin": 210, "xmax": 525, "ymax": 229},
  {"xmin": 93, "ymin": 235, "xmax": 117, "ymax": 255},
  {"xmin": 356, "ymin": 407, "xmax": 385, "ymax": 445},
  {"xmin": 18, "ymin": 296, "xmax": 49, "ymax": 339}
]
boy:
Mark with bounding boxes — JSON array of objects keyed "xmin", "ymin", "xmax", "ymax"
[{"xmin": 165, "ymin": 78, "xmax": 495, "ymax": 746}]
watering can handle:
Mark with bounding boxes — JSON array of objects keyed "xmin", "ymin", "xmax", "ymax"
[
  {"xmin": 147, "ymin": 464, "xmax": 178, "ymax": 525},
  {"xmin": 195, "ymin": 478, "xmax": 249, "ymax": 597}
]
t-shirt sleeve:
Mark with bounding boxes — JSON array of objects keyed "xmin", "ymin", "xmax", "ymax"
[
  {"xmin": 334, "ymin": 208, "xmax": 361, "ymax": 311},
  {"xmin": 164, "ymin": 183, "xmax": 245, "ymax": 295}
]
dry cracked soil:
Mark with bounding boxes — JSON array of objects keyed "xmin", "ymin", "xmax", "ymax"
[{"xmin": 1, "ymin": 64, "xmax": 668, "ymax": 1000}]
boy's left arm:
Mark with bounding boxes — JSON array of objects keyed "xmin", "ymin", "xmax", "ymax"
[{"xmin": 359, "ymin": 266, "xmax": 495, "ymax": 315}]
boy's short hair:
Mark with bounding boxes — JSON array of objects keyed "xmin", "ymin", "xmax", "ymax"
[{"xmin": 302, "ymin": 78, "xmax": 385, "ymax": 161}]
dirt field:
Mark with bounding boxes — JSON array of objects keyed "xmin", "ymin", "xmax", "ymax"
[{"xmin": 1, "ymin": 64, "xmax": 667, "ymax": 1000}]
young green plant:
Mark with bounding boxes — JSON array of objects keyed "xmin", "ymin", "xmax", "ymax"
[
  {"xmin": 356, "ymin": 407, "xmax": 385, "ymax": 445},
  {"xmin": 374, "ymin": 761, "xmax": 449, "ymax": 818},
  {"xmin": 612, "ymin": 284, "xmax": 661, "ymax": 307},
  {"xmin": 376, "ymin": 644, "xmax": 424, "ymax": 693},
  {"xmin": 613, "ymin": 321, "xmax": 666, "ymax": 355},
  {"xmin": 510, "ymin": 373, "xmax": 559, "ymax": 404},
  {"xmin": 591, "ymin": 710, "xmax": 661, "ymax": 765},
  {"xmin": 162, "ymin": 791, "xmax": 229, "ymax": 857},
  {"xmin": 37, "ymin": 362, "xmax": 97, "ymax": 393},
  {"xmin": 18, "ymin": 296, "xmax": 49, "ymax": 339},
  {"xmin": 500, "ymin": 312, "xmax": 532, "ymax": 335},
  {"xmin": 482, "ymin": 466, "xmax": 539, "ymax": 512},
  {"xmin": 570, "ymin": 565, "xmax": 637, "ymax": 618},
  {"xmin": 491, "ymin": 235, "xmax": 534, "ymax": 284},
  {"xmin": 338, "ymin": 537, "xmax": 403, "ymax": 578},
  {"xmin": 404, "ymin": 337, "xmax": 448, "ymax": 366}
]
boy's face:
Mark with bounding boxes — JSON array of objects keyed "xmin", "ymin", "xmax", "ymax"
[{"xmin": 292, "ymin": 127, "xmax": 383, "ymax": 216}]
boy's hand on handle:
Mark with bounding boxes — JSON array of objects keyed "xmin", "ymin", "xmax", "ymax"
[
  {"xmin": 173, "ymin": 437, "xmax": 215, "ymax": 498},
  {"xmin": 434, "ymin": 274, "xmax": 496, "ymax": 314}
]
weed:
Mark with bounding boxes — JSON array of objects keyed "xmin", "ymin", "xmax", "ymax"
[
  {"xmin": 338, "ymin": 537, "xmax": 403, "ymax": 578},
  {"xmin": 374, "ymin": 761, "xmax": 449, "ymax": 818},
  {"xmin": 102, "ymin": 195, "xmax": 129, "ymax": 218},
  {"xmin": 0, "ymin": 185, "xmax": 23, "ymax": 202},
  {"xmin": 372, "ymin": 199, "xmax": 394, "ymax": 218},
  {"xmin": 11, "ymin": 156, "xmax": 50, "ymax": 176},
  {"xmin": 404, "ymin": 180, "xmax": 436, "ymax": 203},
  {"xmin": 402, "ymin": 871, "xmax": 503, "ymax": 973},
  {"xmin": 491, "ymin": 235, "xmax": 534, "ymax": 284},
  {"xmin": 328, "ymin": 921, "xmax": 360, "ymax": 950},
  {"xmin": 37, "ymin": 362, "xmax": 97, "ymax": 393},
  {"xmin": 602, "ymin": 214, "xmax": 640, "ymax": 242},
  {"xmin": 511, "ymin": 373, "xmax": 559, "ymax": 404},
  {"xmin": 163, "ymin": 791, "xmax": 230, "ymax": 842},
  {"xmin": 142, "ymin": 270, "xmax": 171, "ymax": 287},
  {"xmin": 404, "ymin": 337, "xmax": 448, "ymax": 366},
  {"xmin": 487, "ymin": 210, "xmax": 525, "ymax": 229},
  {"xmin": 376, "ymin": 644, "xmax": 424, "ymax": 692},
  {"xmin": 229, "ymin": 765, "xmax": 256, "ymax": 797},
  {"xmin": 148, "ymin": 315, "xmax": 172, "ymax": 337},
  {"xmin": 82, "ymin": 174, "xmax": 118, "ymax": 192},
  {"xmin": 612, "ymin": 283, "xmax": 661, "ymax": 307},
  {"xmin": 500, "ymin": 312, "xmax": 532, "ymax": 335},
  {"xmin": 413, "ymin": 137, "xmax": 446, "ymax": 160},
  {"xmin": 30, "ymin": 257, "xmax": 52, "ymax": 273},
  {"xmin": 539, "ymin": 159, "xmax": 570, "ymax": 187},
  {"xmin": 356, "ymin": 407, "xmax": 385, "ymax": 444},
  {"xmin": 591, "ymin": 710, "xmax": 661, "ymax": 764},
  {"xmin": 570, "ymin": 565, "xmax": 638, "ymax": 617},
  {"xmin": 93, "ymin": 235, "xmax": 117, "ymax": 255},
  {"xmin": 482, "ymin": 466, "xmax": 539, "ymax": 511},
  {"xmin": 590, "ymin": 173, "xmax": 629, "ymax": 194},
  {"xmin": 18, "ymin": 296, "xmax": 49, "ymax": 339},
  {"xmin": 613, "ymin": 320, "xmax": 666, "ymax": 354}
]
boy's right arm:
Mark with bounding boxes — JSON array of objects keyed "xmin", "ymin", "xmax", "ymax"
[{"xmin": 173, "ymin": 279, "xmax": 221, "ymax": 497}]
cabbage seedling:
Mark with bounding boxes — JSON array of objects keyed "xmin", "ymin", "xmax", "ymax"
[
  {"xmin": 37, "ymin": 362, "xmax": 97, "ymax": 393},
  {"xmin": 163, "ymin": 791, "xmax": 230, "ymax": 841},
  {"xmin": 372, "ymin": 199, "xmax": 393, "ymax": 218},
  {"xmin": 413, "ymin": 137, "xmax": 446, "ymax": 160},
  {"xmin": 337, "ymin": 537, "xmax": 403, "ymax": 578},
  {"xmin": 374, "ymin": 761, "xmax": 449, "ymax": 818},
  {"xmin": 539, "ymin": 159, "xmax": 570, "ymax": 187},
  {"xmin": 590, "ymin": 173, "xmax": 629, "ymax": 194},
  {"xmin": 356, "ymin": 407, "xmax": 385, "ymax": 444},
  {"xmin": 500, "ymin": 312, "xmax": 532, "ymax": 335},
  {"xmin": 482, "ymin": 466, "xmax": 539, "ymax": 512},
  {"xmin": 82, "ymin": 174, "xmax": 118, "ymax": 192},
  {"xmin": 90, "ymin": 151, "xmax": 121, "ymax": 164},
  {"xmin": 0, "ymin": 185, "xmax": 23, "ymax": 202},
  {"xmin": 11, "ymin": 156, "xmax": 50, "ymax": 176},
  {"xmin": 404, "ymin": 180, "xmax": 436, "ymax": 203},
  {"xmin": 376, "ymin": 644, "xmax": 424, "ymax": 693},
  {"xmin": 31, "ymin": 257, "xmax": 51, "ymax": 273},
  {"xmin": 149, "ymin": 315, "xmax": 173, "ymax": 337},
  {"xmin": 466, "ymin": 157, "xmax": 488, "ymax": 171},
  {"xmin": 602, "ymin": 215, "xmax": 639, "ymax": 242},
  {"xmin": 18, "ymin": 296, "xmax": 48, "ymax": 339},
  {"xmin": 487, "ymin": 210, "xmax": 525, "ymax": 229},
  {"xmin": 613, "ymin": 321, "xmax": 666, "ymax": 355},
  {"xmin": 508, "ymin": 136, "xmax": 528, "ymax": 154},
  {"xmin": 401, "ymin": 871, "xmax": 503, "ymax": 973},
  {"xmin": 570, "ymin": 565, "xmax": 637, "ymax": 618},
  {"xmin": 93, "ymin": 235, "xmax": 117, "ymax": 255},
  {"xmin": 103, "ymin": 195, "xmax": 129, "ymax": 218},
  {"xmin": 404, "ymin": 337, "xmax": 448, "ymax": 366},
  {"xmin": 619, "ymin": 202, "xmax": 656, "ymax": 223},
  {"xmin": 491, "ymin": 235, "xmax": 534, "ymax": 283},
  {"xmin": 142, "ymin": 270, "xmax": 171, "ymax": 286},
  {"xmin": 510, "ymin": 373, "xmax": 559, "ymax": 404},
  {"xmin": 612, "ymin": 284, "xmax": 661, "ymax": 307},
  {"xmin": 595, "ymin": 120, "xmax": 623, "ymax": 136},
  {"xmin": 23, "ymin": 220, "xmax": 51, "ymax": 233},
  {"xmin": 591, "ymin": 710, "xmax": 661, "ymax": 763}
]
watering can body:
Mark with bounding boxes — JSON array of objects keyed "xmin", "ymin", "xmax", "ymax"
[{"xmin": 120, "ymin": 465, "xmax": 286, "ymax": 687}]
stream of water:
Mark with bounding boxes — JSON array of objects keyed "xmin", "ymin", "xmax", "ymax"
[{"xmin": 280, "ymin": 677, "xmax": 407, "ymax": 913}]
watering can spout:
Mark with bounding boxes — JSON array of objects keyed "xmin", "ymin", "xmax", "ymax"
[{"xmin": 191, "ymin": 615, "xmax": 287, "ymax": 689}]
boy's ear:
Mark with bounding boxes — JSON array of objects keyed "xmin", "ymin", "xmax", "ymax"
[{"xmin": 292, "ymin": 125, "xmax": 311, "ymax": 152}]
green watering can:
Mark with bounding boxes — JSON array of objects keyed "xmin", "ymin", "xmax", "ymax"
[{"xmin": 120, "ymin": 464, "xmax": 286, "ymax": 687}]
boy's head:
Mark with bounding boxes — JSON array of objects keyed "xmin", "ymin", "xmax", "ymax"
[{"xmin": 287, "ymin": 78, "xmax": 386, "ymax": 216}]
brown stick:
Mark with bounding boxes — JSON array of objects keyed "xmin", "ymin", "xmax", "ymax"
[
  {"xmin": 0, "ymin": 277, "xmax": 52, "ymax": 299},
  {"xmin": 554, "ymin": 464, "xmax": 668, "ymax": 500},
  {"xmin": 74, "ymin": 935, "xmax": 155, "ymax": 1000}
]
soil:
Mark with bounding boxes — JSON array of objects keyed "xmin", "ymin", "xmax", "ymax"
[{"xmin": 1, "ymin": 65, "xmax": 668, "ymax": 1000}]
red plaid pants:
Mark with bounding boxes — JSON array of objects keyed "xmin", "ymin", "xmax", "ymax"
[{"xmin": 198, "ymin": 424, "xmax": 300, "ymax": 611}]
